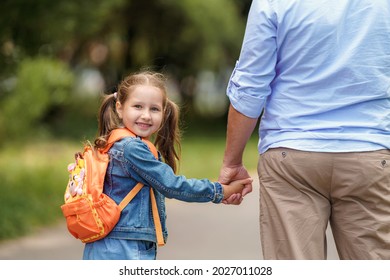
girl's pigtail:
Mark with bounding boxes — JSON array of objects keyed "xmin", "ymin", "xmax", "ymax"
[
  {"xmin": 94, "ymin": 93, "xmax": 120, "ymax": 150},
  {"xmin": 155, "ymin": 99, "xmax": 181, "ymax": 173}
]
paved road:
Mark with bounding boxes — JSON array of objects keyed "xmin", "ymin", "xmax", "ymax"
[{"xmin": 0, "ymin": 176, "xmax": 339, "ymax": 260}]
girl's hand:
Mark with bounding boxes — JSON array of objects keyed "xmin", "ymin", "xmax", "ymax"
[
  {"xmin": 219, "ymin": 164, "xmax": 253, "ymax": 205},
  {"xmin": 221, "ymin": 177, "xmax": 253, "ymax": 201}
]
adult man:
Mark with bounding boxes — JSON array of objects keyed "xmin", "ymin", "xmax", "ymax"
[{"xmin": 219, "ymin": 0, "xmax": 390, "ymax": 259}]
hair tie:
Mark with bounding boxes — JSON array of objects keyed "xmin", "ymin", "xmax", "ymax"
[{"xmin": 113, "ymin": 92, "xmax": 118, "ymax": 99}]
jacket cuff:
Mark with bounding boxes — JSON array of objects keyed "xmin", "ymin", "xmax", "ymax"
[{"xmin": 212, "ymin": 182, "xmax": 224, "ymax": 203}]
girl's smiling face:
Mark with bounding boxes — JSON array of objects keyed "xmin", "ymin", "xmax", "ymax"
[{"xmin": 116, "ymin": 85, "xmax": 164, "ymax": 139}]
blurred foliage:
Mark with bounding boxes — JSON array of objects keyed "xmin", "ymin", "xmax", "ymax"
[
  {"xmin": 0, "ymin": 1, "xmax": 252, "ymax": 144},
  {"xmin": 0, "ymin": 141, "xmax": 80, "ymax": 240},
  {"xmin": 0, "ymin": 0, "xmax": 256, "ymax": 166},
  {"xmin": 0, "ymin": 57, "xmax": 75, "ymax": 141}
]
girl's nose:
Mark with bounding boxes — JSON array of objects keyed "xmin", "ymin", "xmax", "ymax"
[{"xmin": 141, "ymin": 109, "xmax": 151, "ymax": 119}]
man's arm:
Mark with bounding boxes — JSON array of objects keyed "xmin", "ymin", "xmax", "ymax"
[
  {"xmin": 222, "ymin": 105, "xmax": 258, "ymax": 168},
  {"xmin": 219, "ymin": 105, "xmax": 259, "ymax": 203}
]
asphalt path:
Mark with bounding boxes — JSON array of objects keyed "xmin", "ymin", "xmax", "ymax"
[{"xmin": 0, "ymin": 175, "xmax": 339, "ymax": 260}]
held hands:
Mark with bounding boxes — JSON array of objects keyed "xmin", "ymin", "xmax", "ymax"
[
  {"xmin": 219, "ymin": 164, "xmax": 253, "ymax": 205},
  {"xmin": 221, "ymin": 177, "xmax": 253, "ymax": 202}
]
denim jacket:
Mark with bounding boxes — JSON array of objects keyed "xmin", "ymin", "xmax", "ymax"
[{"xmin": 104, "ymin": 136, "xmax": 224, "ymax": 243}]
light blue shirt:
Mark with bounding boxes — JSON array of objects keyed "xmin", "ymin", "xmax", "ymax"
[{"xmin": 227, "ymin": 0, "xmax": 390, "ymax": 154}]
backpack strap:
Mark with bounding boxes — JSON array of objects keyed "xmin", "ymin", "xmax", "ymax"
[
  {"xmin": 149, "ymin": 188, "xmax": 165, "ymax": 246},
  {"xmin": 102, "ymin": 128, "xmax": 136, "ymax": 153},
  {"xmin": 103, "ymin": 128, "xmax": 158, "ymax": 157},
  {"xmin": 105, "ymin": 128, "xmax": 164, "ymax": 246},
  {"xmin": 118, "ymin": 182, "xmax": 144, "ymax": 210}
]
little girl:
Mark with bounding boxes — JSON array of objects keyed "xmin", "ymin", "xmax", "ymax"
[{"xmin": 82, "ymin": 71, "xmax": 252, "ymax": 260}]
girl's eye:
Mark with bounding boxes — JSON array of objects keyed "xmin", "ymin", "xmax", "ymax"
[
  {"xmin": 133, "ymin": 105, "xmax": 142, "ymax": 109},
  {"xmin": 151, "ymin": 107, "xmax": 161, "ymax": 112}
]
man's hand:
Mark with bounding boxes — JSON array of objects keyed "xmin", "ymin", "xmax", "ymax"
[{"xmin": 219, "ymin": 164, "xmax": 253, "ymax": 205}]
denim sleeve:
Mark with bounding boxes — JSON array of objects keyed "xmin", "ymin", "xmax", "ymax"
[{"xmin": 122, "ymin": 138, "xmax": 224, "ymax": 204}]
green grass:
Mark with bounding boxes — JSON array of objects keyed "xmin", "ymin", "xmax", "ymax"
[
  {"xmin": 179, "ymin": 135, "xmax": 259, "ymax": 180},
  {"xmin": 0, "ymin": 135, "xmax": 259, "ymax": 241},
  {"xmin": 0, "ymin": 140, "xmax": 81, "ymax": 240}
]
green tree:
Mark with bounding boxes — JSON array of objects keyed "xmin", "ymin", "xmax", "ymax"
[
  {"xmin": 0, "ymin": 0, "xmax": 251, "ymax": 142},
  {"xmin": 0, "ymin": 57, "xmax": 74, "ymax": 142},
  {"xmin": 1, "ymin": 0, "xmax": 246, "ymax": 96}
]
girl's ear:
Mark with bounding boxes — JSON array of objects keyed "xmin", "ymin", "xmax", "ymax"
[{"xmin": 116, "ymin": 101, "xmax": 123, "ymax": 119}]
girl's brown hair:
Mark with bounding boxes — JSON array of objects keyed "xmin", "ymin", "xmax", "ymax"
[{"xmin": 94, "ymin": 71, "xmax": 181, "ymax": 172}]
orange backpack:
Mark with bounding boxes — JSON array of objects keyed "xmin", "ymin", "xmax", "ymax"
[{"xmin": 60, "ymin": 128, "xmax": 165, "ymax": 246}]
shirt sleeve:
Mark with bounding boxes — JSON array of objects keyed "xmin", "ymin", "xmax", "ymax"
[
  {"xmin": 227, "ymin": 0, "xmax": 277, "ymax": 118},
  {"xmin": 122, "ymin": 138, "xmax": 224, "ymax": 204}
]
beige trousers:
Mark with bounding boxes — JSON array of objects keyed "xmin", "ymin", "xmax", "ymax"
[{"xmin": 258, "ymin": 148, "xmax": 390, "ymax": 260}]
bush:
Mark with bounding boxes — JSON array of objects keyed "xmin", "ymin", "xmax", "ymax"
[{"xmin": 0, "ymin": 57, "xmax": 74, "ymax": 143}]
